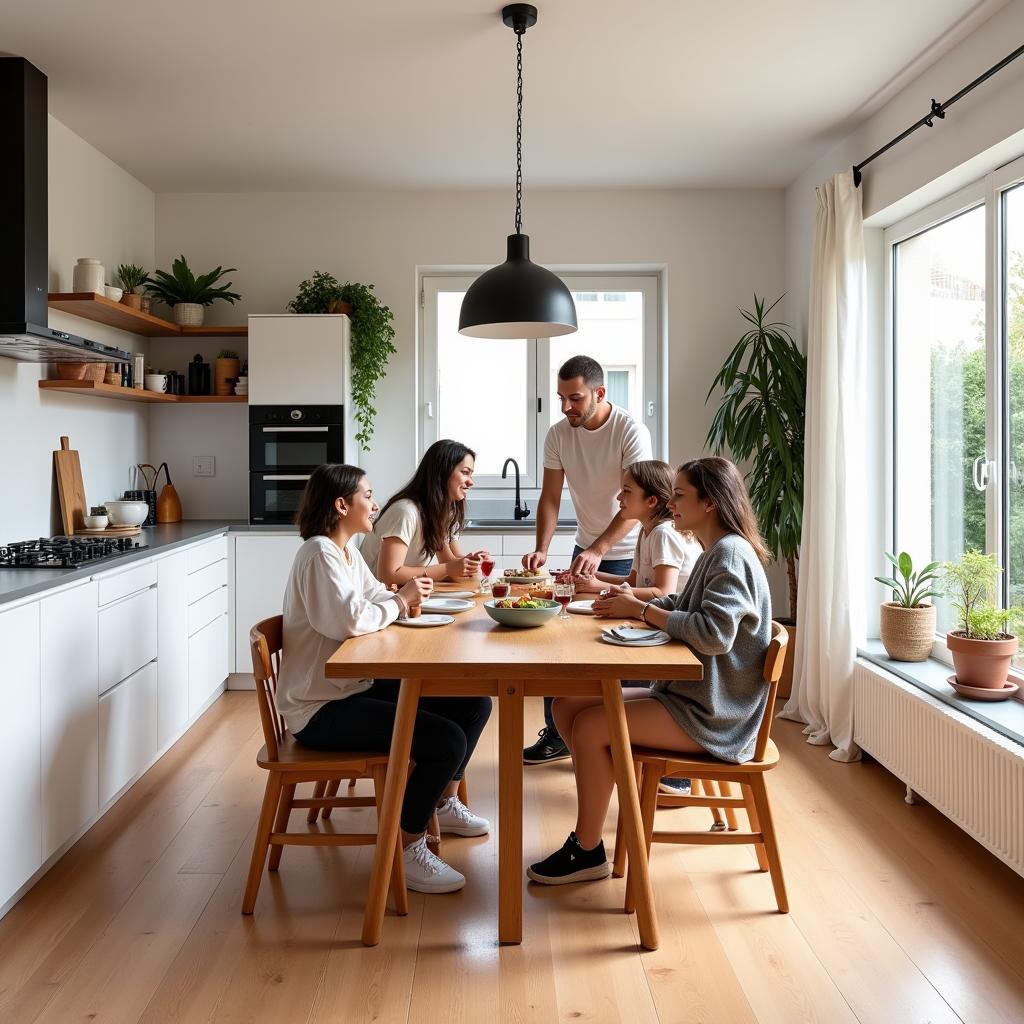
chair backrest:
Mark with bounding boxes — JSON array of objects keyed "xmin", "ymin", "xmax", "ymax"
[
  {"xmin": 250, "ymin": 615, "xmax": 286, "ymax": 761},
  {"xmin": 752, "ymin": 620, "xmax": 790, "ymax": 762}
]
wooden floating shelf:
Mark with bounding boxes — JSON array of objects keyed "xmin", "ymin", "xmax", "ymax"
[
  {"xmin": 39, "ymin": 380, "xmax": 247, "ymax": 404},
  {"xmin": 48, "ymin": 293, "xmax": 247, "ymax": 338}
]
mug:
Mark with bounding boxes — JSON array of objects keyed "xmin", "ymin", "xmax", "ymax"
[{"xmin": 144, "ymin": 373, "xmax": 168, "ymax": 393}]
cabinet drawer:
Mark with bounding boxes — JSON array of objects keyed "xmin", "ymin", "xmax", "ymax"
[
  {"xmin": 188, "ymin": 614, "xmax": 228, "ymax": 717},
  {"xmin": 186, "ymin": 536, "xmax": 228, "ymax": 574},
  {"xmin": 187, "ymin": 558, "xmax": 227, "ymax": 604},
  {"xmin": 97, "ymin": 561, "xmax": 157, "ymax": 607},
  {"xmin": 98, "ymin": 661, "xmax": 158, "ymax": 806},
  {"xmin": 188, "ymin": 584, "xmax": 227, "ymax": 637},
  {"xmin": 547, "ymin": 535, "xmax": 577, "ymax": 558},
  {"xmin": 98, "ymin": 586, "xmax": 157, "ymax": 695}
]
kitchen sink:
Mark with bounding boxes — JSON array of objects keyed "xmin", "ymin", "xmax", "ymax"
[{"xmin": 464, "ymin": 518, "xmax": 576, "ymax": 528}]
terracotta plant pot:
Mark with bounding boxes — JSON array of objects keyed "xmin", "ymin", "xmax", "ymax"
[
  {"xmin": 54, "ymin": 361, "xmax": 105, "ymax": 382},
  {"xmin": 214, "ymin": 357, "xmax": 240, "ymax": 396},
  {"xmin": 120, "ymin": 292, "xmax": 143, "ymax": 310},
  {"xmin": 328, "ymin": 299, "xmax": 353, "ymax": 316},
  {"xmin": 172, "ymin": 302, "xmax": 204, "ymax": 326},
  {"xmin": 946, "ymin": 631, "xmax": 1019, "ymax": 689},
  {"xmin": 880, "ymin": 603, "xmax": 936, "ymax": 662}
]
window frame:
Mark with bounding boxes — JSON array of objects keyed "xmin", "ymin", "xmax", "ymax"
[{"xmin": 419, "ymin": 271, "xmax": 663, "ymax": 492}]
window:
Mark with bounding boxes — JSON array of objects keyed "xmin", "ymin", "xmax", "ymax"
[
  {"xmin": 888, "ymin": 154, "xmax": 1024, "ymax": 649},
  {"xmin": 420, "ymin": 274, "xmax": 660, "ymax": 487}
]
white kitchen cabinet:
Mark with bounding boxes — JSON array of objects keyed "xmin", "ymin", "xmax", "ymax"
[
  {"xmin": 189, "ymin": 613, "xmax": 229, "ymax": 717},
  {"xmin": 39, "ymin": 581, "xmax": 98, "ymax": 861},
  {"xmin": 98, "ymin": 661, "xmax": 158, "ymax": 806},
  {"xmin": 458, "ymin": 532, "xmax": 577, "ymax": 574},
  {"xmin": 0, "ymin": 602, "xmax": 41, "ymax": 908},
  {"xmin": 97, "ymin": 586, "xmax": 157, "ymax": 695},
  {"xmin": 234, "ymin": 534, "xmax": 303, "ymax": 672},
  {"xmin": 157, "ymin": 551, "xmax": 189, "ymax": 749},
  {"xmin": 248, "ymin": 314, "xmax": 349, "ymax": 406}
]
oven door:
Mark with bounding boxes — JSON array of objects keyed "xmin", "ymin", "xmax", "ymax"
[
  {"xmin": 250, "ymin": 474, "xmax": 310, "ymax": 525},
  {"xmin": 249, "ymin": 422, "xmax": 343, "ymax": 473}
]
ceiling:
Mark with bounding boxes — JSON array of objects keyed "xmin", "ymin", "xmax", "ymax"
[{"xmin": 0, "ymin": 0, "xmax": 1004, "ymax": 192}]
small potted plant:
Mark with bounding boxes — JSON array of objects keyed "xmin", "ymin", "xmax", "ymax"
[
  {"xmin": 288, "ymin": 272, "xmax": 397, "ymax": 451},
  {"xmin": 214, "ymin": 349, "xmax": 240, "ymax": 396},
  {"xmin": 941, "ymin": 550, "xmax": 1022, "ymax": 688},
  {"xmin": 116, "ymin": 264, "xmax": 149, "ymax": 310},
  {"xmin": 144, "ymin": 254, "xmax": 241, "ymax": 326},
  {"xmin": 875, "ymin": 551, "xmax": 942, "ymax": 661}
]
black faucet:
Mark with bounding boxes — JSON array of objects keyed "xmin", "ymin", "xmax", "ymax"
[{"xmin": 502, "ymin": 457, "xmax": 531, "ymax": 520}]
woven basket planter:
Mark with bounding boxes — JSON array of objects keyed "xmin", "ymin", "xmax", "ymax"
[
  {"xmin": 879, "ymin": 602, "xmax": 936, "ymax": 662},
  {"xmin": 172, "ymin": 302, "xmax": 204, "ymax": 326}
]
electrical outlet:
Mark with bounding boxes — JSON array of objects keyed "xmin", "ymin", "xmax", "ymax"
[{"xmin": 193, "ymin": 456, "xmax": 215, "ymax": 477}]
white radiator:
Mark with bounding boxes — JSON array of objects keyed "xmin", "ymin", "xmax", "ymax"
[{"xmin": 853, "ymin": 659, "xmax": 1024, "ymax": 878}]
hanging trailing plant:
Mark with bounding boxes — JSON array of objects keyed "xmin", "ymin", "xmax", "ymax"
[{"xmin": 287, "ymin": 272, "xmax": 397, "ymax": 451}]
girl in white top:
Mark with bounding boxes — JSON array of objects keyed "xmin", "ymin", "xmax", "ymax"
[
  {"xmin": 574, "ymin": 460, "xmax": 701, "ymax": 600},
  {"xmin": 360, "ymin": 439, "xmax": 492, "ymax": 586},
  {"xmin": 276, "ymin": 463, "xmax": 492, "ymax": 894}
]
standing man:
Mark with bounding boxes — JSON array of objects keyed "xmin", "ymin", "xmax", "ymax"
[{"xmin": 522, "ymin": 354, "xmax": 652, "ymax": 764}]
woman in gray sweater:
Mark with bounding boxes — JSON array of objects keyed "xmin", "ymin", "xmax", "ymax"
[{"xmin": 528, "ymin": 457, "xmax": 772, "ymax": 885}]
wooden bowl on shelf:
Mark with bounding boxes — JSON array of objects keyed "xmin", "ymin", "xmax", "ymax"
[{"xmin": 54, "ymin": 362, "xmax": 105, "ymax": 382}]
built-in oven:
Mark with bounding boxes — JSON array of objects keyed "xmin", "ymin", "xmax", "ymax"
[{"xmin": 249, "ymin": 405, "xmax": 343, "ymax": 523}]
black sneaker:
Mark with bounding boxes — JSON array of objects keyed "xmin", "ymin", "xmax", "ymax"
[
  {"xmin": 527, "ymin": 832, "xmax": 611, "ymax": 885},
  {"xmin": 658, "ymin": 777, "xmax": 692, "ymax": 796},
  {"xmin": 523, "ymin": 726, "xmax": 570, "ymax": 764}
]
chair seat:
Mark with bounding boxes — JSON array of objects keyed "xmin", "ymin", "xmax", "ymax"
[
  {"xmin": 257, "ymin": 736, "xmax": 391, "ymax": 773},
  {"xmin": 630, "ymin": 739, "xmax": 779, "ymax": 774}
]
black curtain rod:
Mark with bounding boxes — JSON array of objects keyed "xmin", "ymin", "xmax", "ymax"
[{"xmin": 852, "ymin": 42, "xmax": 1024, "ymax": 187}]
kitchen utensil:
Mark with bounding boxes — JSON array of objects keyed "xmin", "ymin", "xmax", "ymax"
[
  {"xmin": 105, "ymin": 500, "xmax": 150, "ymax": 527},
  {"xmin": 82, "ymin": 514, "xmax": 108, "ymax": 530},
  {"xmin": 103, "ymin": 364, "xmax": 120, "ymax": 385},
  {"xmin": 393, "ymin": 614, "xmax": 455, "ymax": 628},
  {"xmin": 135, "ymin": 464, "xmax": 159, "ymax": 525},
  {"xmin": 567, "ymin": 599, "xmax": 595, "ymax": 614},
  {"xmin": 154, "ymin": 461, "xmax": 182, "ymax": 523},
  {"xmin": 77, "ymin": 524, "xmax": 142, "ymax": 536},
  {"xmin": 421, "ymin": 598, "xmax": 474, "ymax": 613},
  {"xmin": 72, "ymin": 258, "xmax": 104, "ymax": 294},
  {"xmin": 483, "ymin": 598, "xmax": 560, "ymax": 628},
  {"xmin": 599, "ymin": 632, "xmax": 671, "ymax": 647},
  {"xmin": 54, "ymin": 435, "xmax": 88, "ymax": 535},
  {"xmin": 188, "ymin": 353, "xmax": 211, "ymax": 395},
  {"xmin": 103, "ymin": 285, "xmax": 123, "ymax": 301},
  {"xmin": 144, "ymin": 373, "xmax": 167, "ymax": 393},
  {"xmin": 54, "ymin": 362, "xmax": 105, "ymax": 381}
]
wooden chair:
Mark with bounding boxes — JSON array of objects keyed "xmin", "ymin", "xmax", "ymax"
[
  {"xmin": 242, "ymin": 615, "xmax": 408, "ymax": 916},
  {"xmin": 615, "ymin": 621, "xmax": 790, "ymax": 914}
]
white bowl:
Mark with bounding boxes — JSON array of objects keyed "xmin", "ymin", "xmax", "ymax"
[
  {"xmin": 103, "ymin": 285, "xmax": 123, "ymax": 301},
  {"xmin": 144, "ymin": 374, "xmax": 167, "ymax": 393},
  {"xmin": 105, "ymin": 500, "xmax": 149, "ymax": 526},
  {"xmin": 82, "ymin": 514, "xmax": 109, "ymax": 530}
]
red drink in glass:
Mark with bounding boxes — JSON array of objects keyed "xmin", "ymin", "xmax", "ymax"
[
  {"xmin": 554, "ymin": 593, "xmax": 572, "ymax": 609},
  {"xmin": 492, "ymin": 582, "xmax": 510, "ymax": 598},
  {"xmin": 480, "ymin": 558, "xmax": 495, "ymax": 578}
]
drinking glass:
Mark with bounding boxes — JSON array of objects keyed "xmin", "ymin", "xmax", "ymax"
[
  {"xmin": 479, "ymin": 554, "xmax": 496, "ymax": 594},
  {"xmin": 554, "ymin": 581, "xmax": 574, "ymax": 619}
]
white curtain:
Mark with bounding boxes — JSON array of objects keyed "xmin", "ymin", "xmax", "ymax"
[{"xmin": 779, "ymin": 170, "xmax": 866, "ymax": 763}]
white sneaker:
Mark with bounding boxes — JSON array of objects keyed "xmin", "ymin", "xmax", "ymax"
[
  {"xmin": 435, "ymin": 795, "xmax": 491, "ymax": 837},
  {"xmin": 402, "ymin": 836, "xmax": 466, "ymax": 893}
]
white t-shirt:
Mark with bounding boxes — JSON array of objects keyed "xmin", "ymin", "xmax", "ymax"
[
  {"xmin": 275, "ymin": 535, "xmax": 400, "ymax": 734},
  {"xmin": 359, "ymin": 499, "xmax": 441, "ymax": 579},
  {"xmin": 544, "ymin": 404, "xmax": 653, "ymax": 561},
  {"xmin": 634, "ymin": 521, "xmax": 702, "ymax": 590}
]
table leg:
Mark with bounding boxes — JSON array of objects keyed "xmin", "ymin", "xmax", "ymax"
[
  {"xmin": 498, "ymin": 680, "xmax": 524, "ymax": 944},
  {"xmin": 601, "ymin": 679, "xmax": 660, "ymax": 951},
  {"xmin": 361, "ymin": 677, "xmax": 421, "ymax": 947}
]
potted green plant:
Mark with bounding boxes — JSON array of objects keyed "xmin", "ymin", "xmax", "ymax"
[
  {"xmin": 214, "ymin": 349, "xmax": 240, "ymax": 396},
  {"xmin": 288, "ymin": 272, "xmax": 397, "ymax": 451},
  {"xmin": 116, "ymin": 264, "xmax": 149, "ymax": 310},
  {"xmin": 145, "ymin": 255, "xmax": 241, "ymax": 326},
  {"xmin": 875, "ymin": 551, "xmax": 941, "ymax": 661},
  {"xmin": 706, "ymin": 294, "xmax": 806, "ymax": 695},
  {"xmin": 941, "ymin": 550, "xmax": 1022, "ymax": 688}
]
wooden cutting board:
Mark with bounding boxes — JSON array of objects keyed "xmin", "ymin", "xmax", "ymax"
[
  {"xmin": 54, "ymin": 435, "xmax": 88, "ymax": 536},
  {"xmin": 76, "ymin": 526, "xmax": 141, "ymax": 537}
]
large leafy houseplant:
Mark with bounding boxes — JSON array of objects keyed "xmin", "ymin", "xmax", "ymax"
[
  {"xmin": 145, "ymin": 255, "xmax": 241, "ymax": 314},
  {"xmin": 288, "ymin": 272, "xmax": 397, "ymax": 451},
  {"xmin": 706, "ymin": 295, "xmax": 807, "ymax": 620}
]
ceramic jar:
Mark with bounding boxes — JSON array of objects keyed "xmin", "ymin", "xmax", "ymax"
[{"xmin": 72, "ymin": 258, "xmax": 105, "ymax": 294}]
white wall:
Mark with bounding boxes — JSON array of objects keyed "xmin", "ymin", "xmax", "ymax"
[
  {"xmin": 151, "ymin": 187, "xmax": 785, "ymax": 513},
  {"xmin": 0, "ymin": 116, "xmax": 154, "ymax": 540},
  {"xmin": 784, "ymin": 0, "xmax": 1024, "ymax": 635}
]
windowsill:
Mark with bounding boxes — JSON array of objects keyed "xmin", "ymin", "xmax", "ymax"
[{"xmin": 859, "ymin": 640, "xmax": 1024, "ymax": 748}]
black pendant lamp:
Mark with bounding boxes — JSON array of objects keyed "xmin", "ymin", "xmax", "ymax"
[{"xmin": 459, "ymin": 4, "xmax": 577, "ymax": 339}]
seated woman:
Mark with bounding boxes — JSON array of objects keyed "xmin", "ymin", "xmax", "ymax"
[
  {"xmin": 527, "ymin": 456, "xmax": 772, "ymax": 885},
  {"xmin": 360, "ymin": 439, "xmax": 490, "ymax": 585},
  {"xmin": 276, "ymin": 463, "xmax": 492, "ymax": 894},
  {"xmin": 572, "ymin": 460, "xmax": 701, "ymax": 600}
]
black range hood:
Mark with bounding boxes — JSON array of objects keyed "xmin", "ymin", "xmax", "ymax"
[{"xmin": 0, "ymin": 57, "xmax": 130, "ymax": 363}]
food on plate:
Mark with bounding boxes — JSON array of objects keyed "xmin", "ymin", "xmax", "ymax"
[
  {"xmin": 494, "ymin": 596, "xmax": 546, "ymax": 609},
  {"xmin": 529, "ymin": 588, "xmax": 554, "ymax": 600},
  {"xmin": 503, "ymin": 567, "xmax": 546, "ymax": 579}
]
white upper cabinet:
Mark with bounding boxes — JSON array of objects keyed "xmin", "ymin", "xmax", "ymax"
[{"xmin": 247, "ymin": 314, "xmax": 349, "ymax": 406}]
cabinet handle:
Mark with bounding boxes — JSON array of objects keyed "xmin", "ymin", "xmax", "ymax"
[
  {"xmin": 262, "ymin": 426, "xmax": 329, "ymax": 433},
  {"xmin": 262, "ymin": 474, "xmax": 311, "ymax": 481}
]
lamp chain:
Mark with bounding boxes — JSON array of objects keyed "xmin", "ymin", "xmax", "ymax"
[{"xmin": 515, "ymin": 29, "xmax": 523, "ymax": 235}]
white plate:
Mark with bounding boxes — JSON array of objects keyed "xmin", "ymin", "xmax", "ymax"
[
  {"xmin": 600, "ymin": 633, "xmax": 671, "ymax": 647},
  {"xmin": 435, "ymin": 590, "xmax": 476, "ymax": 599},
  {"xmin": 422, "ymin": 598, "xmax": 474, "ymax": 613},
  {"xmin": 567, "ymin": 600, "xmax": 595, "ymax": 615},
  {"xmin": 607, "ymin": 627, "xmax": 667, "ymax": 642},
  {"xmin": 500, "ymin": 573, "xmax": 550, "ymax": 584},
  {"xmin": 394, "ymin": 614, "xmax": 455, "ymax": 628}
]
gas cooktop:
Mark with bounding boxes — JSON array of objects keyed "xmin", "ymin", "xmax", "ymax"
[{"xmin": 0, "ymin": 536, "xmax": 146, "ymax": 569}]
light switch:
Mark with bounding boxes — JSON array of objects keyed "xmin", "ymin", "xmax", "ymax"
[{"xmin": 193, "ymin": 456, "xmax": 216, "ymax": 477}]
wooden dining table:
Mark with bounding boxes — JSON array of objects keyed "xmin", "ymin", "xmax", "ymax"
[{"xmin": 324, "ymin": 588, "xmax": 703, "ymax": 950}]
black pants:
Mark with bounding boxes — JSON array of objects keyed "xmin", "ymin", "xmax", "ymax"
[{"xmin": 295, "ymin": 680, "xmax": 492, "ymax": 835}]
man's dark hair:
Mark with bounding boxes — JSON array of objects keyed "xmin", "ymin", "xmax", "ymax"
[{"xmin": 557, "ymin": 355, "xmax": 604, "ymax": 389}]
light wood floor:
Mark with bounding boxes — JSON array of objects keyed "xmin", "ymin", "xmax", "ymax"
[{"xmin": 1, "ymin": 693, "xmax": 1022, "ymax": 1024}]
